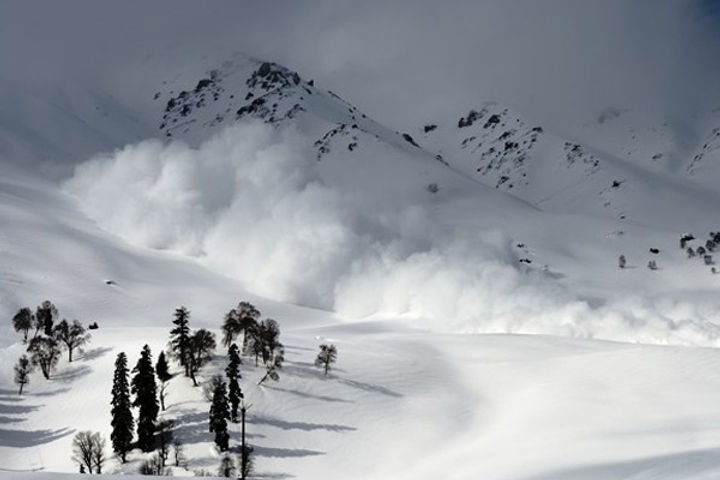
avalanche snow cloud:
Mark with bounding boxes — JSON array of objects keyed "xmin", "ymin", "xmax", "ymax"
[{"xmin": 64, "ymin": 122, "xmax": 720, "ymax": 345}]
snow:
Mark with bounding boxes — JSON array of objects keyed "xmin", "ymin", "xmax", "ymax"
[{"xmin": 2, "ymin": 15, "xmax": 720, "ymax": 479}]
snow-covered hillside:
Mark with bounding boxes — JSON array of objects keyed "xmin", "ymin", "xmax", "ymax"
[{"xmin": 3, "ymin": 25, "xmax": 720, "ymax": 480}]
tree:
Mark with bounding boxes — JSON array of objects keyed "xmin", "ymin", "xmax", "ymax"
[
  {"xmin": 172, "ymin": 439, "xmax": 186, "ymax": 467},
  {"xmin": 53, "ymin": 319, "xmax": 91, "ymax": 362},
  {"xmin": 221, "ymin": 309, "xmax": 239, "ymax": 350},
  {"xmin": 203, "ymin": 374, "xmax": 224, "ymax": 402},
  {"xmin": 156, "ymin": 351, "xmax": 172, "ymax": 411},
  {"xmin": 169, "ymin": 306, "xmax": 192, "ymax": 377},
  {"xmin": 12, "ymin": 307, "xmax": 34, "ymax": 343},
  {"xmin": 138, "ymin": 453, "xmax": 171, "ymax": 475},
  {"xmin": 221, "ymin": 301, "xmax": 260, "ymax": 351},
  {"xmin": 247, "ymin": 319, "xmax": 283, "ymax": 367},
  {"xmin": 315, "ymin": 344, "xmax": 338, "ymax": 376},
  {"xmin": 111, "ymin": 352, "xmax": 134, "ymax": 462},
  {"xmin": 36, "ymin": 300, "xmax": 58, "ymax": 337},
  {"xmin": 131, "ymin": 345, "xmax": 159, "ymax": 452},
  {"xmin": 92, "ymin": 436, "xmax": 107, "ymax": 474},
  {"xmin": 618, "ymin": 254, "xmax": 626, "ymax": 269},
  {"xmin": 188, "ymin": 329, "xmax": 216, "ymax": 387},
  {"xmin": 258, "ymin": 354, "xmax": 284, "ymax": 385},
  {"xmin": 226, "ymin": 344, "xmax": 243, "ymax": 422},
  {"xmin": 209, "ymin": 378, "xmax": 230, "ymax": 451},
  {"xmin": 239, "ymin": 444, "xmax": 254, "ymax": 480},
  {"xmin": 71, "ymin": 431, "xmax": 105, "ymax": 474},
  {"xmin": 218, "ymin": 453, "xmax": 236, "ymax": 477},
  {"xmin": 14, "ymin": 355, "xmax": 33, "ymax": 395},
  {"xmin": 27, "ymin": 335, "xmax": 61, "ymax": 379},
  {"xmin": 156, "ymin": 419, "xmax": 174, "ymax": 467}
]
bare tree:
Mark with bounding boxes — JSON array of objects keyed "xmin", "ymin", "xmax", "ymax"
[
  {"xmin": 138, "ymin": 453, "xmax": 171, "ymax": 475},
  {"xmin": 258, "ymin": 354, "xmax": 284, "ymax": 386},
  {"xmin": 14, "ymin": 355, "xmax": 33, "ymax": 394},
  {"xmin": 172, "ymin": 439, "xmax": 186, "ymax": 467},
  {"xmin": 92, "ymin": 435, "xmax": 107, "ymax": 474},
  {"xmin": 72, "ymin": 431, "xmax": 105, "ymax": 474},
  {"xmin": 315, "ymin": 344, "xmax": 338, "ymax": 376},
  {"xmin": 156, "ymin": 419, "xmax": 174, "ymax": 467},
  {"xmin": 53, "ymin": 319, "xmax": 91, "ymax": 362},
  {"xmin": 27, "ymin": 336, "xmax": 61, "ymax": 379}
]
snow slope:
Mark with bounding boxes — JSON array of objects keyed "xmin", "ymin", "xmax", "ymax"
[{"xmin": 3, "ymin": 44, "xmax": 720, "ymax": 480}]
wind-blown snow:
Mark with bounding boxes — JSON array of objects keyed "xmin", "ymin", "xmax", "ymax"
[{"xmin": 64, "ymin": 122, "xmax": 720, "ymax": 345}]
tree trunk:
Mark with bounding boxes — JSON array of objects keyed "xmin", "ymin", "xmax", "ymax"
[
  {"xmin": 160, "ymin": 383, "xmax": 167, "ymax": 411},
  {"xmin": 324, "ymin": 361, "xmax": 329, "ymax": 376},
  {"xmin": 18, "ymin": 382, "xmax": 24, "ymax": 395},
  {"xmin": 241, "ymin": 406, "xmax": 246, "ymax": 480},
  {"xmin": 68, "ymin": 346, "xmax": 73, "ymax": 362}
]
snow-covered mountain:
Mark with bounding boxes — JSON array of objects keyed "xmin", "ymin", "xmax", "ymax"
[{"xmin": 4, "ymin": 42, "xmax": 720, "ymax": 480}]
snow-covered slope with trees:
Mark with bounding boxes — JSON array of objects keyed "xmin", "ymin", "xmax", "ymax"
[{"xmin": 3, "ymin": 6, "xmax": 720, "ymax": 478}]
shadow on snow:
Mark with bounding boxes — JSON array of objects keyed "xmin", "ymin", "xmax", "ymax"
[{"xmin": 0, "ymin": 427, "xmax": 74, "ymax": 447}]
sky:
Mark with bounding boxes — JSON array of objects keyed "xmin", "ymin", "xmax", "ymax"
[{"xmin": 2, "ymin": 0, "xmax": 720, "ymax": 134}]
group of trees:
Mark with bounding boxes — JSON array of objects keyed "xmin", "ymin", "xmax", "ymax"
[
  {"xmin": 169, "ymin": 307, "xmax": 216, "ymax": 386},
  {"xmin": 11, "ymin": 301, "xmax": 91, "ymax": 394},
  {"xmin": 618, "ymin": 254, "xmax": 661, "ymax": 271},
  {"xmin": 12, "ymin": 301, "xmax": 58, "ymax": 341},
  {"xmin": 683, "ymin": 232, "xmax": 718, "ymax": 269},
  {"xmin": 109, "ymin": 343, "xmax": 184, "ymax": 475},
  {"xmin": 54, "ymin": 300, "xmax": 339, "ymax": 477},
  {"xmin": 221, "ymin": 303, "xmax": 286, "ymax": 386}
]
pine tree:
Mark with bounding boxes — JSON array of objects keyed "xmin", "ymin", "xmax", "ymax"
[
  {"xmin": 12, "ymin": 307, "xmax": 34, "ymax": 343},
  {"xmin": 53, "ymin": 319, "xmax": 91, "ymax": 362},
  {"xmin": 239, "ymin": 444, "xmax": 254, "ymax": 480},
  {"xmin": 226, "ymin": 344, "xmax": 243, "ymax": 422},
  {"xmin": 27, "ymin": 335, "xmax": 61, "ymax": 379},
  {"xmin": 36, "ymin": 300, "xmax": 58, "ymax": 337},
  {"xmin": 315, "ymin": 344, "xmax": 338, "ymax": 376},
  {"xmin": 111, "ymin": 352, "xmax": 134, "ymax": 462},
  {"xmin": 156, "ymin": 351, "xmax": 172, "ymax": 411},
  {"xmin": 131, "ymin": 345, "xmax": 159, "ymax": 452},
  {"xmin": 14, "ymin": 355, "xmax": 33, "ymax": 394},
  {"xmin": 169, "ymin": 306, "xmax": 192, "ymax": 377},
  {"xmin": 209, "ymin": 379, "xmax": 230, "ymax": 451}
]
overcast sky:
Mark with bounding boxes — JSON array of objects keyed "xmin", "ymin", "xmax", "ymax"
[{"xmin": 2, "ymin": 0, "xmax": 719, "ymax": 132}]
